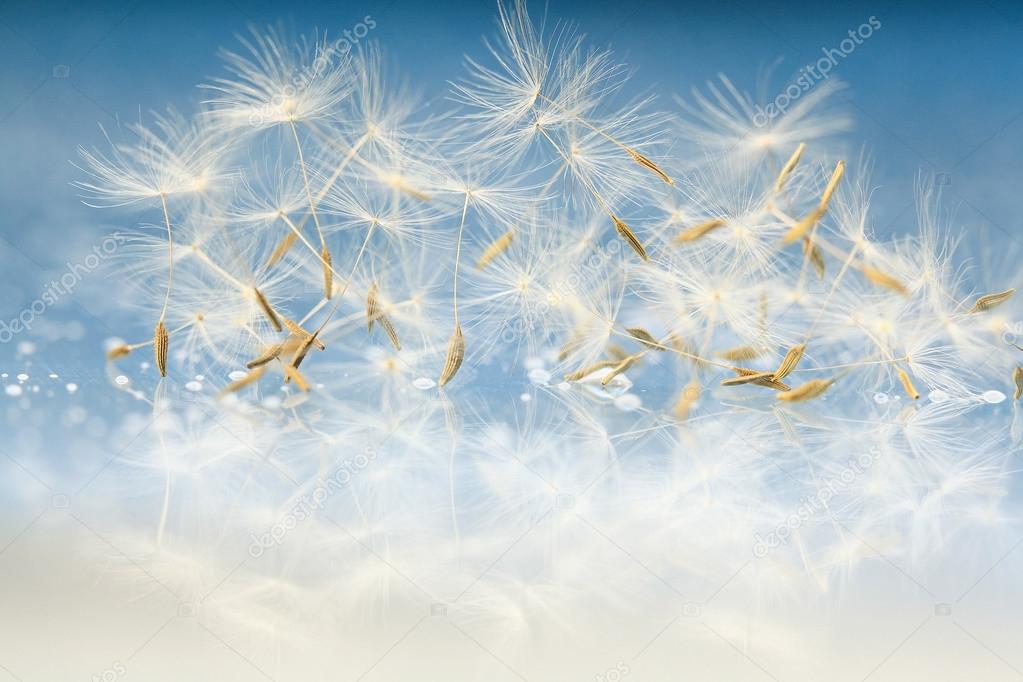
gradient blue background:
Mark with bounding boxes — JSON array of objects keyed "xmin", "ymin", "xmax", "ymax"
[{"xmin": 1, "ymin": 0, "xmax": 1021, "ymax": 369}]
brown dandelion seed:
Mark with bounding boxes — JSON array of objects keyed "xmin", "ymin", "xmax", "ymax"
[
  {"xmin": 282, "ymin": 363, "xmax": 311, "ymax": 392},
  {"xmin": 862, "ymin": 266, "xmax": 909, "ymax": 296},
  {"xmin": 564, "ymin": 359, "xmax": 619, "ymax": 382},
  {"xmin": 612, "ymin": 215, "xmax": 648, "ymax": 261},
  {"xmin": 673, "ymin": 380, "xmax": 701, "ymax": 420},
  {"xmin": 778, "ymin": 378, "xmax": 834, "ymax": 402},
  {"xmin": 675, "ymin": 218, "xmax": 726, "ymax": 244},
  {"xmin": 718, "ymin": 345, "xmax": 763, "ymax": 362},
  {"xmin": 283, "ymin": 319, "xmax": 325, "ymax": 350},
  {"xmin": 476, "ymin": 229, "xmax": 516, "ymax": 270},
  {"xmin": 1013, "ymin": 366, "xmax": 1023, "ymax": 401},
  {"xmin": 896, "ymin": 367, "xmax": 920, "ymax": 400},
  {"xmin": 601, "ymin": 354, "xmax": 640, "ymax": 386},
  {"xmin": 321, "ymin": 247, "xmax": 333, "ymax": 300},
  {"xmin": 246, "ymin": 343, "xmax": 284, "ymax": 369},
  {"xmin": 366, "ymin": 283, "xmax": 380, "ymax": 332},
  {"xmin": 773, "ymin": 343, "xmax": 807, "ymax": 381},
  {"xmin": 781, "ymin": 160, "xmax": 844, "ymax": 244},
  {"xmin": 220, "ymin": 365, "xmax": 267, "ymax": 396},
  {"xmin": 626, "ymin": 148, "xmax": 673, "ymax": 185},
  {"xmin": 106, "ymin": 344, "xmax": 131, "ymax": 361},
  {"xmin": 803, "ymin": 237, "xmax": 825, "ymax": 278},
  {"xmin": 626, "ymin": 327, "xmax": 664, "ymax": 351},
  {"xmin": 154, "ymin": 321, "xmax": 169, "ymax": 377},
  {"xmin": 266, "ymin": 232, "xmax": 297, "ymax": 268},
  {"xmin": 607, "ymin": 343, "xmax": 630, "ymax": 361},
  {"xmin": 379, "ymin": 316, "xmax": 401, "ymax": 351},
  {"xmin": 288, "ymin": 332, "xmax": 322, "ymax": 374},
  {"xmin": 253, "ymin": 287, "xmax": 283, "ymax": 331},
  {"xmin": 773, "ymin": 142, "xmax": 806, "ymax": 193},
  {"xmin": 969, "ymin": 288, "xmax": 1015, "ymax": 314},
  {"xmin": 721, "ymin": 371, "xmax": 776, "ymax": 387},
  {"xmin": 439, "ymin": 324, "xmax": 465, "ymax": 387}
]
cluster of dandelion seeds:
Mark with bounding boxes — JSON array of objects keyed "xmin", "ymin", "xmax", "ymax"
[{"xmin": 74, "ymin": 1, "xmax": 1023, "ymax": 643}]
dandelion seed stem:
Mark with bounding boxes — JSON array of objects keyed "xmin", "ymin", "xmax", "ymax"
[
  {"xmin": 289, "ymin": 119, "xmax": 327, "ymax": 250},
  {"xmin": 158, "ymin": 193, "xmax": 174, "ymax": 322},
  {"xmin": 452, "ymin": 193, "xmax": 471, "ymax": 325}
]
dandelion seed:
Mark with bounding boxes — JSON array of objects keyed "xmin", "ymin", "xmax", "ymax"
[
  {"xmin": 266, "ymin": 232, "xmax": 297, "ymax": 268},
  {"xmin": 322, "ymin": 246, "xmax": 333, "ymax": 299},
  {"xmin": 106, "ymin": 344, "xmax": 131, "ymax": 361},
  {"xmin": 282, "ymin": 363, "xmax": 310, "ymax": 392},
  {"xmin": 612, "ymin": 215, "xmax": 648, "ymax": 261},
  {"xmin": 1014, "ymin": 366, "xmax": 1023, "ymax": 401},
  {"xmin": 721, "ymin": 371, "xmax": 775, "ymax": 386},
  {"xmin": 601, "ymin": 354, "xmax": 640, "ymax": 386},
  {"xmin": 283, "ymin": 319, "xmax": 325, "ymax": 350},
  {"xmin": 862, "ymin": 266, "xmax": 909, "ymax": 296},
  {"xmin": 220, "ymin": 365, "xmax": 267, "ymax": 395},
  {"xmin": 366, "ymin": 283, "xmax": 401, "ymax": 350},
  {"xmin": 439, "ymin": 324, "xmax": 465, "ymax": 387},
  {"xmin": 289, "ymin": 331, "xmax": 322, "ymax": 373},
  {"xmin": 607, "ymin": 344, "xmax": 630, "ymax": 361},
  {"xmin": 367, "ymin": 283, "xmax": 380, "ymax": 333},
  {"xmin": 969, "ymin": 288, "xmax": 1015, "ymax": 313},
  {"xmin": 803, "ymin": 237, "xmax": 825, "ymax": 278},
  {"xmin": 253, "ymin": 287, "xmax": 283, "ymax": 331},
  {"xmin": 380, "ymin": 315, "xmax": 401, "ymax": 351},
  {"xmin": 675, "ymin": 218, "xmax": 726, "ymax": 244},
  {"xmin": 725, "ymin": 367, "xmax": 791, "ymax": 391},
  {"xmin": 564, "ymin": 359, "xmax": 619, "ymax": 382},
  {"xmin": 626, "ymin": 148, "xmax": 673, "ymax": 185},
  {"xmin": 626, "ymin": 327, "xmax": 664, "ymax": 350},
  {"xmin": 673, "ymin": 380, "xmax": 700, "ymax": 419},
  {"xmin": 246, "ymin": 343, "xmax": 284, "ymax": 369},
  {"xmin": 154, "ymin": 321, "xmax": 169, "ymax": 377},
  {"xmin": 778, "ymin": 378, "xmax": 834, "ymax": 402},
  {"xmin": 476, "ymin": 229, "xmax": 516, "ymax": 270},
  {"xmin": 718, "ymin": 345, "xmax": 762, "ymax": 362},
  {"xmin": 773, "ymin": 142, "xmax": 806, "ymax": 193},
  {"xmin": 781, "ymin": 160, "xmax": 844, "ymax": 244},
  {"xmin": 773, "ymin": 343, "xmax": 806, "ymax": 381},
  {"xmin": 896, "ymin": 367, "xmax": 921, "ymax": 400}
]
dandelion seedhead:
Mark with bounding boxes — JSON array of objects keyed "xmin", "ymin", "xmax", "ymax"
[{"xmin": 76, "ymin": 1, "xmax": 1023, "ymax": 622}]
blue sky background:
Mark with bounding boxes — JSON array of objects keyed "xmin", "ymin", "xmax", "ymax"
[{"xmin": 0, "ymin": 0, "xmax": 1021, "ymax": 375}]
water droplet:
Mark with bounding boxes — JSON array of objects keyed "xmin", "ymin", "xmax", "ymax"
[
  {"xmin": 185, "ymin": 381, "xmax": 203, "ymax": 392},
  {"xmin": 982, "ymin": 390, "xmax": 1006, "ymax": 404},
  {"xmin": 194, "ymin": 375, "xmax": 205, "ymax": 381},
  {"xmin": 16, "ymin": 373, "xmax": 28, "ymax": 382},
  {"xmin": 114, "ymin": 375, "xmax": 129, "ymax": 386},
  {"xmin": 929, "ymin": 390, "xmax": 949, "ymax": 403},
  {"xmin": 519, "ymin": 393, "xmax": 532, "ymax": 402},
  {"xmin": 48, "ymin": 373, "xmax": 58, "ymax": 379},
  {"xmin": 5, "ymin": 385, "xmax": 22, "ymax": 397},
  {"xmin": 527, "ymin": 368, "xmax": 551, "ymax": 384},
  {"xmin": 873, "ymin": 392, "xmax": 889, "ymax": 404},
  {"xmin": 413, "ymin": 377, "xmax": 436, "ymax": 390},
  {"xmin": 66, "ymin": 383, "xmax": 78, "ymax": 394},
  {"xmin": 228, "ymin": 370, "xmax": 247, "ymax": 381},
  {"xmin": 614, "ymin": 394, "xmax": 642, "ymax": 411}
]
